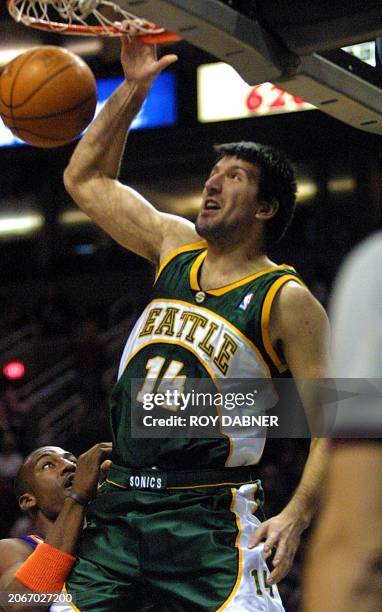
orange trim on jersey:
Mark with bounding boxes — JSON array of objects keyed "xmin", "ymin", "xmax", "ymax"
[
  {"xmin": 155, "ymin": 240, "xmax": 207, "ymax": 283},
  {"xmin": 132, "ymin": 298, "xmax": 273, "ymax": 380},
  {"xmin": 217, "ymin": 488, "xmax": 243, "ymax": 611},
  {"xmin": 261, "ymin": 274, "xmax": 305, "ymax": 373},
  {"xmin": 190, "ymin": 256, "xmax": 295, "ymax": 296}
]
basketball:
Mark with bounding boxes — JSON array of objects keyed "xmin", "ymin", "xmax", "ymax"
[{"xmin": 0, "ymin": 46, "xmax": 97, "ymax": 148}]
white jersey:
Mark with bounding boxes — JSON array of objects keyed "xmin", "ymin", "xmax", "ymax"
[{"xmin": 330, "ymin": 232, "xmax": 382, "ymax": 435}]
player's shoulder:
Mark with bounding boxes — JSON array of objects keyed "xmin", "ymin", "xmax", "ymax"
[
  {"xmin": 271, "ymin": 279, "xmax": 328, "ymax": 337},
  {"xmin": 276, "ymin": 279, "xmax": 322, "ymax": 312},
  {"xmin": 0, "ymin": 538, "xmax": 32, "ymax": 573}
]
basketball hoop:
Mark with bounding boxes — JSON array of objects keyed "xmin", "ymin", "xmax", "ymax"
[{"xmin": 6, "ymin": 0, "xmax": 182, "ymax": 41}]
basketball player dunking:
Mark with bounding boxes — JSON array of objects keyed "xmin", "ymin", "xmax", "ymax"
[{"xmin": 63, "ymin": 36, "xmax": 329, "ymax": 611}]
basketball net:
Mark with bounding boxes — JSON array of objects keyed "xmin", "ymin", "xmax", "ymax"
[{"xmin": 7, "ymin": 0, "xmax": 182, "ymax": 41}]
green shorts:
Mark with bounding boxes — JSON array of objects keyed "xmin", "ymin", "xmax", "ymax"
[{"xmin": 66, "ymin": 465, "xmax": 284, "ymax": 611}]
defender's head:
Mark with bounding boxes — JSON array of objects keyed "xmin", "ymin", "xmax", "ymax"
[{"xmin": 14, "ymin": 446, "xmax": 77, "ymax": 520}]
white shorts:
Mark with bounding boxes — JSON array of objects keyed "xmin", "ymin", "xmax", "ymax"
[{"xmin": 221, "ymin": 484, "xmax": 285, "ymax": 611}]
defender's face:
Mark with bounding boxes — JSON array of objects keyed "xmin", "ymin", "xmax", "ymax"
[
  {"xmin": 196, "ymin": 156, "xmax": 261, "ymax": 241},
  {"xmin": 26, "ymin": 446, "xmax": 77, "ymax": 516}
]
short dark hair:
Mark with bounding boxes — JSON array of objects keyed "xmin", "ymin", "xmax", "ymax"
[
  {"xmin": 14, "ymin": 460, "xmax": 31, "ymax": 503},
  {"xmin": 214, "ymin": 141, "xmax": 297, "ymax": 246}
]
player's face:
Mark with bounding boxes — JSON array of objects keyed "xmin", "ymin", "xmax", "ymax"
[
  {"xmin": 196, "ymin": 156, "xmax": 261, "ymax": 242},
  {"xmin": 27, "ymin": 446, "xmax": 77, "ymax": 517}
]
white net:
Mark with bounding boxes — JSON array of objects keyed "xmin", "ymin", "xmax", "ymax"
[{"xmin": 8, "ymin": 0, "xmax": 167, "ymax": 35}]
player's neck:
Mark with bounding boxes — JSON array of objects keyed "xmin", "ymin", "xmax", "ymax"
[
  {"xmin": 200, "ymin": 245, "xmax": 276, "ymax": 291},
  {"xmin": 34, "ymin": 513, "xmax": 56, "ymax": 539}
]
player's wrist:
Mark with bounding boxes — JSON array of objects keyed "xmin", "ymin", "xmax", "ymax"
[
  {"xmin": 124, "ymin": 76, "xmax": 153, "ymax": 95},
  {"xmin": 65, "ymin": 490, "xmax": 91, "ymax": 507},
  {"xmin": 280, "ymin": 502, "xmax": 313, "ymax": 532}
]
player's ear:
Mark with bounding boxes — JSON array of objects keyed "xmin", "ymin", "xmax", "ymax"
[
  {"xmin": 255, "ymin": 198, "xmax": 279, "ymax": 221},
  {"xmin": 19, "ymin": 492, "xmax": 37, "ymax": 513}
]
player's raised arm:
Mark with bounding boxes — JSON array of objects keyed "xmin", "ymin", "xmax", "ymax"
[{"xmin": 63, "ymin": 36, "xmax": 198, "ymax": 267}]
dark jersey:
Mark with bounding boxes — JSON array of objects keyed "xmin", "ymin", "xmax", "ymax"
[{"xmin": 110, "ymin": 241, "xmax": 303, "ymax": 469}]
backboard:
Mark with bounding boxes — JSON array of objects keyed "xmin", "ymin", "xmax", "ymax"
[{"xmin": 116, "ymin": 0, "xmax": 382, "ymax": 134}]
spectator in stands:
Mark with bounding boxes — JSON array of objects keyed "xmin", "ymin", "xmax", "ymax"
[
  {"xmin": 0, "ymin": 301, "xmax": 31, "ymax": 338},
  {"xmin": 73, "ymin": 317, "xmax": 108, "ymax": 443},
  {"xmin": 0, "ymin": 385, "xmax": 32, "ymax": 454},
  {"xmin": 0, "ymin": 430, "xmax": 23, "ymax": 481},
  {"xmin": 37, "ymin": 281, "xmax": 72, "ymax": 337},
  {"xmin": 0, "ymin": 430, "xmax": 24, "ymax": 539}
]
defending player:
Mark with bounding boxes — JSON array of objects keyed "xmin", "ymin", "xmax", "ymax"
[
  {"xmin": 0, "ymin": 443, "xmax": 112, "ymax": 610},
  {"xmin": 303, "ymin": 233, "xmax": 382, "ymax": 612},
  {"xmin": 63, "ymin": 35, "xmax": 329, "ymax": 610}
]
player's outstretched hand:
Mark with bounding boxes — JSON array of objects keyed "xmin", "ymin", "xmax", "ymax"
[
  {"xmin": 120, "ymin": 23, "xmax": 178, "ymax": 86},
  {"xmin": 71, "ymin": 442, "xmax": 113, "ymax": 503},
  {"xmin": 248, "ymin": 509, "xmax": 305, "ymax": 584}
]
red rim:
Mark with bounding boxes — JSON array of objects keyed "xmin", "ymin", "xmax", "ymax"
[{"xmin": 6, "ymin": 0, "xmax": 182, "ymax": 41}]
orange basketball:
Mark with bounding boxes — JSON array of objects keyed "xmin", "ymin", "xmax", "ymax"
[{"xmin": 0, "ymin": 45, "xmax": 97, "ymax": 148}]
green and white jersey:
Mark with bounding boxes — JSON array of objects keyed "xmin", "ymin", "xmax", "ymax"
[{"xmin": 110, "ymin": 241, "xmax": 303, "ymax": 469}]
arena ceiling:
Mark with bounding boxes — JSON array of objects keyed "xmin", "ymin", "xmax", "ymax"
[{"xmin": 1, "ymin": 1, "xmax": 382, "ymax": 67}]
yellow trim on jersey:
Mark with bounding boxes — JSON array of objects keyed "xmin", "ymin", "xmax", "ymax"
[
  {"xmin": 224, "ymin": 435, "xmax": 234, "ymax": 467},
  {"xmin": 155, "ymin": 240, "xmax": 207, "ymax": 283},
  {"xmin": 189, "ymin": 250, "xmax": 207, "ymax": 289},
  {"xmin": 120, "ymin": 337, "xmax": 219, "ymax": 386},
  {"xmin": 214, "ymin": 401, "xmax": 234, "ymax": 467},
  {"xmin": 252, "ymin": 482, "xmax": 259, "ymax": 513},
  {"xmin": 190, "ymin": 254, "xmax": 295, "ymax": 295},
  {"xmin": 167, "ymin": 480, "xmax": 255, "ymax": 490},
  {"xmin": 63, "ymin": 583, "xmax": 81, "ymax": 611},
  {"xmin": 134, "ymin": 297, "xmax": 273, "ymax": 379},
  {"xmin": 261, "ymin": 274, "xmax": 305, "ymax": 373},
  {"xmin": 217, "ymin": 488, "xmax": 243, "ymax": 611},
  {"xmin": 106, "ymin": 478, "xmax": 127, "ymax": 489}
]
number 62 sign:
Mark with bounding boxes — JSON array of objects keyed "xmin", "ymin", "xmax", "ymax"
[{"xmin": 197, "ymin": 62, "xmax": 314, "ymax": 123}]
